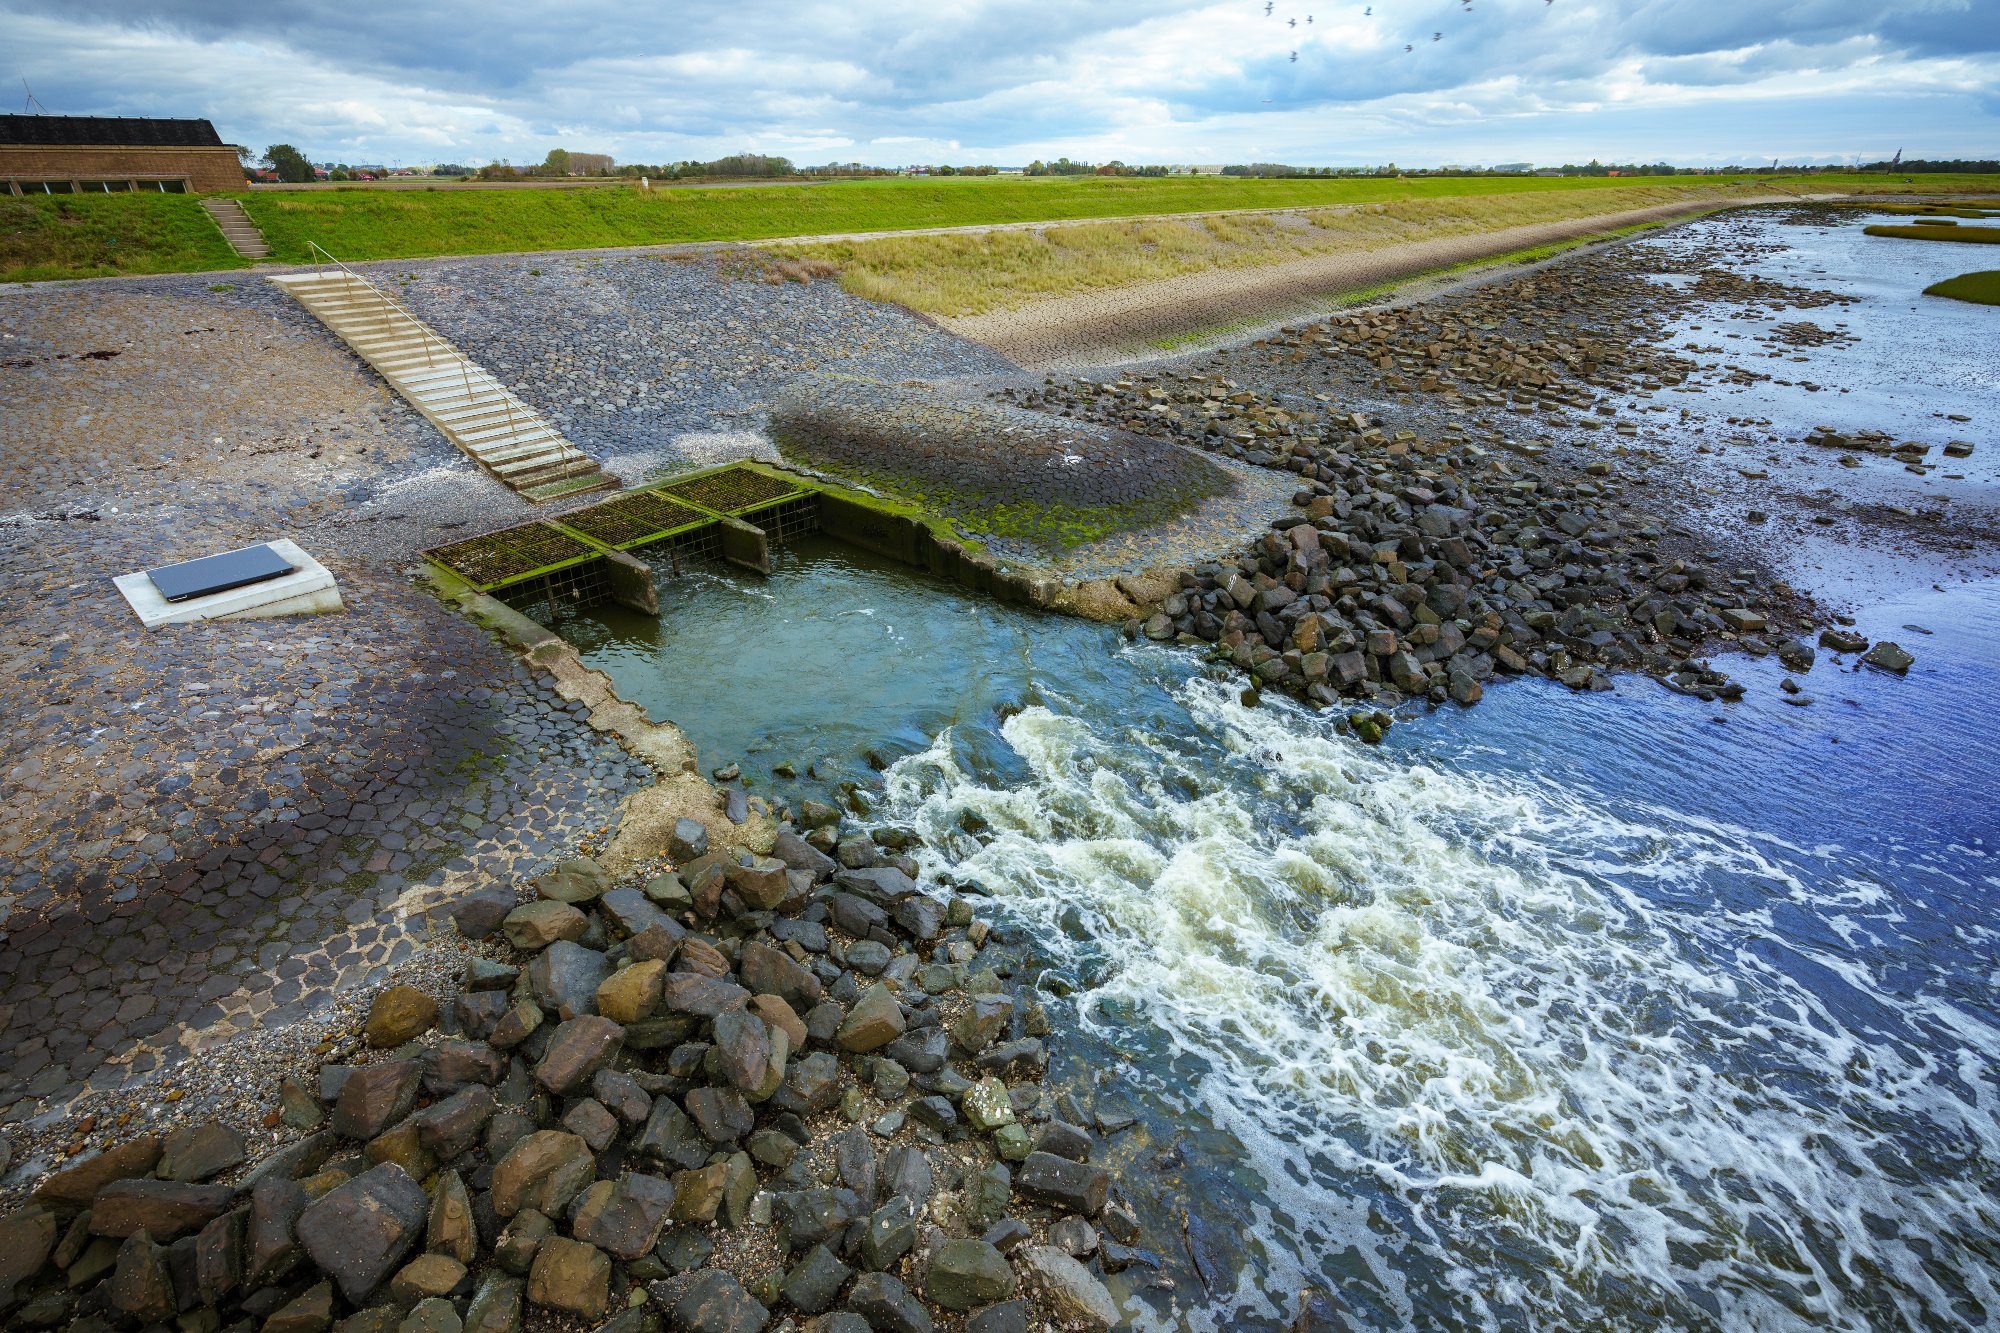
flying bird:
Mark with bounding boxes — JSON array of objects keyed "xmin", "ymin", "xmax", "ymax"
[
  {"xmin": 1289, "ymin": 16, "xmax": 1297, "ymax": 26},
  {"xmin": 1290, "ymin": 49, "xmax": 1299, "ymax": 60},
  {"xmin": 1264, "ymin": 1, "xmax": 1273, "ymax": 14},
  {"xmin": 1433, "ymin": 30, "xmax": 1442, "ymax": 39},
  {"xmin": 1364, "ymin": 5, "xmax": 1372, "ymax": 14}
]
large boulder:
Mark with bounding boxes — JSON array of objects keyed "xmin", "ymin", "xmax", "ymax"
[
  {"xmin": 107, "ymin": 1230, "xmax": 177, "ymax": 1323},
  {"xmin": 1014, "ymin": 1152, "xmax": 1109, "ymax": 1216},
  {"xmin": 491, "ymin": 1131, "xmax": 596, "ymax": 1218},
  {"xmin": 837, "ymin": 984, "xmax": 905, "ymax": 1053},
  {"xmin": 847, "ymin": 1270, "xmax": 933, "ymax": 1333},
  {"xmin": 1020, "ymin": 1246, "xmax": 1121, "ymax": 1330},
  {"xmin": 295, "ymin": 1163, "xmax": 429, "ymax": 1303},
  {"xmin": 502, "ymin": 900, "xmax": 587, "ymax": 950},
  {"xmin": 157, "ymin": 1121, "xmax": 248, "ymax": 1182},
  {"xmin": 526, "ymin": 1236, "xmax": 609, "ymax": 1317},
  {"xmin": 330, "ymin": 1059, "xmax": 422, "ymax": 1140},
  {"xmin": 534, "ymin": 1016, "xmax": 625, "ymax": 1095},
  {"xmin": 88, "ymin": 1179, "xmax": 237, "ymax": 1240},
  {"xmin": 670, "ymin": 1268, "xmax": 770, "ymax": 1333},
  {"xmin": 927, "ymin": 1237, "xmax": 1018, "ymax": 1311},
  {"xmin": 449, "ymin": 886, "xmax": 516, "ymax": 939},
  {"xmin": 739, "ymin": 940, "xmax": 824, "ymax": 1008},
  {"xmin": 0, "ymin": 1206, "xmax": 57, "ymax": 1297},
  {"xmin": 363, "ymin": 985, "xmax": 439, "ymax": 1047},
  {"xmin": 528, "ymin": 940, "xmax": 613, "ymax": 1022},
  {"xmin": 570, "ymin": 1174, "xmax": 676, "ymax": 1260},
  {"xmin": 595, "ymin": 959, "xmax": 668, "ymax": 1024},
  {"xmin": 33, "ymin": 1136, "xmax": 161, "ymax": 1207}
]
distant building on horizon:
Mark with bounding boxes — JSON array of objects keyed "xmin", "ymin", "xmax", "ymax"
[{"xmin": 1, "ymin": 114, "xmax": 245, "ymax": 195}]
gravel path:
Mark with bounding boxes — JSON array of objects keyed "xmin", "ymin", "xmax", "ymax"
[{"xmin": 941, "ymin": 195, "xmax": 1810, "ymax": 368}]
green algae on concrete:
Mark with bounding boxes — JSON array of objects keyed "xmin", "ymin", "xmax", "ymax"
[
  {"xmin": 769, "ymin": 372, "xmax": 1233, "ymax": 556},
  {"xmin": 1923, "ymin": 270, "xmax": 2000, "ymax": 306}
]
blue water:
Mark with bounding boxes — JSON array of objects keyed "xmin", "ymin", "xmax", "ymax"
[
  {"xmin": 572, "ymin": 542, "xmax": 2000, "ymax": 1331},
  {"xmin": 563, "ymin": 206, "xmax": 2000, "ymax": 1330}
]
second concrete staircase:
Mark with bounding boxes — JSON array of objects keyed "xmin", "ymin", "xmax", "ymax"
[
  {"xmin": 270, "ymin": 262, "xmax": 616, "ymax": 502},
  {"xmin": 201, "ymin": 197, "xmax": 269, "ymax": 259}
]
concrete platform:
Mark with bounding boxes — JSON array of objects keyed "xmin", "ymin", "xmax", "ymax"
[{"xmin": 113, "ymin": 538, "xmax": 343, "ymax": 628}]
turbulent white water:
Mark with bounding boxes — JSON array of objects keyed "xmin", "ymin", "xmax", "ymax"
[{"xmin": 881, "ymin": 665, "xmax": 2000, "ymax": 1331}]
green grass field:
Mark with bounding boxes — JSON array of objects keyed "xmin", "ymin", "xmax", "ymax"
[
  {"xmin": 1, "ymin": 192, "xmax": 239, "ymax": 282},
  {"xmin": 6, "ymin": 171, "xmax": 1999, "ymax": 283}
]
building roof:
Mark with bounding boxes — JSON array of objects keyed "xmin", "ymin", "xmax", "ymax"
[{"xmin": 0, "ymin": 115, "xmax": 226, "ymax": 148}]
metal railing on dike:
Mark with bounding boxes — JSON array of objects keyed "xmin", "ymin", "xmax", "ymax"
[{"xmin": 300, "ymin": 240, "xmax": 532, "ymax": 449}]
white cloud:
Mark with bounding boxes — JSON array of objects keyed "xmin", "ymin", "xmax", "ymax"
[{"xmin": 3, "ymin": 0, "xmax": 1996, "ymax": 166}]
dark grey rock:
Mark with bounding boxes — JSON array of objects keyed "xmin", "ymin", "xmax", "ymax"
[
  {"xmin": 669, "ymin": 1268, "xmax": 769, "ymax": 1333},
  {"xmin": 533, "ymin": 1015, "xmax": 625, "ymax": 1095},
  {"xmin": 1014, "ymin": 1152, "xmax": 1109, "ymax": 1216},
  {"xmin": 847, "ymin": 1270, "xmax": 933, "ymax": 1333},
  {"xmin": 331, "ymin": 1059, "xmax": 422, "ymax": 1140},
  {"xmin": 296, "ymin": 1163, "xmax": 428, "ymax": 1302},
  {"xmin": 527, "ymin": 940, "xmax": 612, "ymax": 1022},
  {"xmin": 88, "ymin": 1179, "xmax": 235, "ymax": 1241},
  {"xmin": 157, "ymin": 1122, "xmax": 248, "ymax": 1182},
  {"xmin": 781, "ymin": 1242, "xmax": 853, "ymax": 1314},
  {"xmin": 927, "ymin": 1238, "xmax": 1017, "ymax": 1311}
]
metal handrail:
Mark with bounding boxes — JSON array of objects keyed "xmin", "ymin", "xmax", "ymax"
[
  {"xmin": 305, "ymin": 240, "xmax": 442, "ymax": 371},
  {"xmin": 301, "ymin": 241, "xmax": 550, "ymax": 457}
]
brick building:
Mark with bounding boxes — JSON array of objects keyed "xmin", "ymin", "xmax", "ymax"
[{"xmin": 1, "ymin": 115, "xmax": 246, "ymax": 196}]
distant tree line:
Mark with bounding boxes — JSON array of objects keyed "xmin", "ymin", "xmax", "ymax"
[
  {"xmin": 1849, "ymin": 158, "xmax": 1999, "ymax": 174},
  {"xmin": 1025, "ymin": 158, "xmax": 1168, "ymax": 176},
  {"xmin": 607, "ymin": 155, "xmax": 898, "ymax": 180}
]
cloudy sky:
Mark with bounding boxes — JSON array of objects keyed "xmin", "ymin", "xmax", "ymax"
[{"xmin": 6, "ymin": 0, "xmax": 1997, "ymax": 168}]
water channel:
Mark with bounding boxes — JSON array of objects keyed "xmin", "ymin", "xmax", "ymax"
[{"xmin": 557, "ymin": 207, "xmax": 1998, "ymax": 1331}]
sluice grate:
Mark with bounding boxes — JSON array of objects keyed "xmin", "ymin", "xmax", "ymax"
[
  {"xmin": 658, "ymin": 465, "xmax": 804, "ymax": 515},
  {"xmin": 560, "ymin": 490, "xmax": 714, "ymax": 549},
  {"xmin": 497, "ymin": 560, "xmax": 611, "ymax": 621},
  {"xmin": 426, "ymin": 521, "xmax": 596, "ymax": 590},
  {"xmin": 760, "ymin": 495, "xmax": 822, "ymax": 547}
]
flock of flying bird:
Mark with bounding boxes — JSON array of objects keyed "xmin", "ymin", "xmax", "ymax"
[{"xmin": 1261, "ymin": 0, "xmax": 1553, "ymax": 64}]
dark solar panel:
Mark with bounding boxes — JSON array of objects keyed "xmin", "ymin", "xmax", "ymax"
[
  {"xmin": 0, "ymin": 115, "xmax": 226, "ymax": 148},
  {"xmin": 147, "ymin": 544, "xmax": 293, "ymax": 602}
]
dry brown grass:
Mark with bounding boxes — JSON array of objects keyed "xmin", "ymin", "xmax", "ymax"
[{"xmin": 787, "ymin": 183, "xmax": 1741, "ymax": 316}]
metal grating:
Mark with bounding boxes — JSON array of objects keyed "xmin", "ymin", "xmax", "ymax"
[
  {"xmin": 498, "ymin": 560, "xmax": 611, "ymax": 622},
  {"xmin": 559, "ymin": 490, "xmax": 714, "ymax": 549},
  {"xmin": 658, "ymin": 465, "xmax": 803, "ymax": 515},
  {"xmin": 759, "ymin": 495, "xmax": 822, "ymax": 547},
  {"xmin": 426, "ymin": 521, "xmax": 597, "ymax": 590}
]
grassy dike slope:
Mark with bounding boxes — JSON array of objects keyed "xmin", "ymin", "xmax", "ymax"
[
  {"xmin": 5, "ymin": 171, "xmax": 1999, "ymax": 282},
  {"xmin": 792, "ymin": 183, "xmax": 1736, "ymax": 316}
]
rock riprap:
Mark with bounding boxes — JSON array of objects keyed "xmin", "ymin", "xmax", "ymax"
[{"xmin": 1, "ymin": 832, "xmax": 1134, "ymax": 1331}]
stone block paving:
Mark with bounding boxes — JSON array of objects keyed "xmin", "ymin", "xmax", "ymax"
[
  {"xmin": 0, "ymin": 251, "xmax": 1043, "ymax": 1142},
  {"xmin": 380, "ymin": 249, "xmax": 1017, "ymax": 484},
  {"xmin": 0, "ymin": 275, "xmax": 651, "ymax": 1129}
]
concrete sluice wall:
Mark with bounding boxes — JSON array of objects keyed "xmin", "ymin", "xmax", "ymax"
[{"xmin": 424, "ymin": 463, "xmax": 1066, "ymax": 641}]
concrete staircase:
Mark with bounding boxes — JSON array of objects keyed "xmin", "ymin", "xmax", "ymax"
[
  {"xmin": 201, "ymin": 197, "xmax": 269, "ymax": 259},
  {"xmin": 269, "ymin": 268, "xmax": 616, "ymax": 503}
]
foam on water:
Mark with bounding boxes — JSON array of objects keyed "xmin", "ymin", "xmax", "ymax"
[{"xmin": 881, "ymin": 662, "xmax": 2000, "ymax": 1331}]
